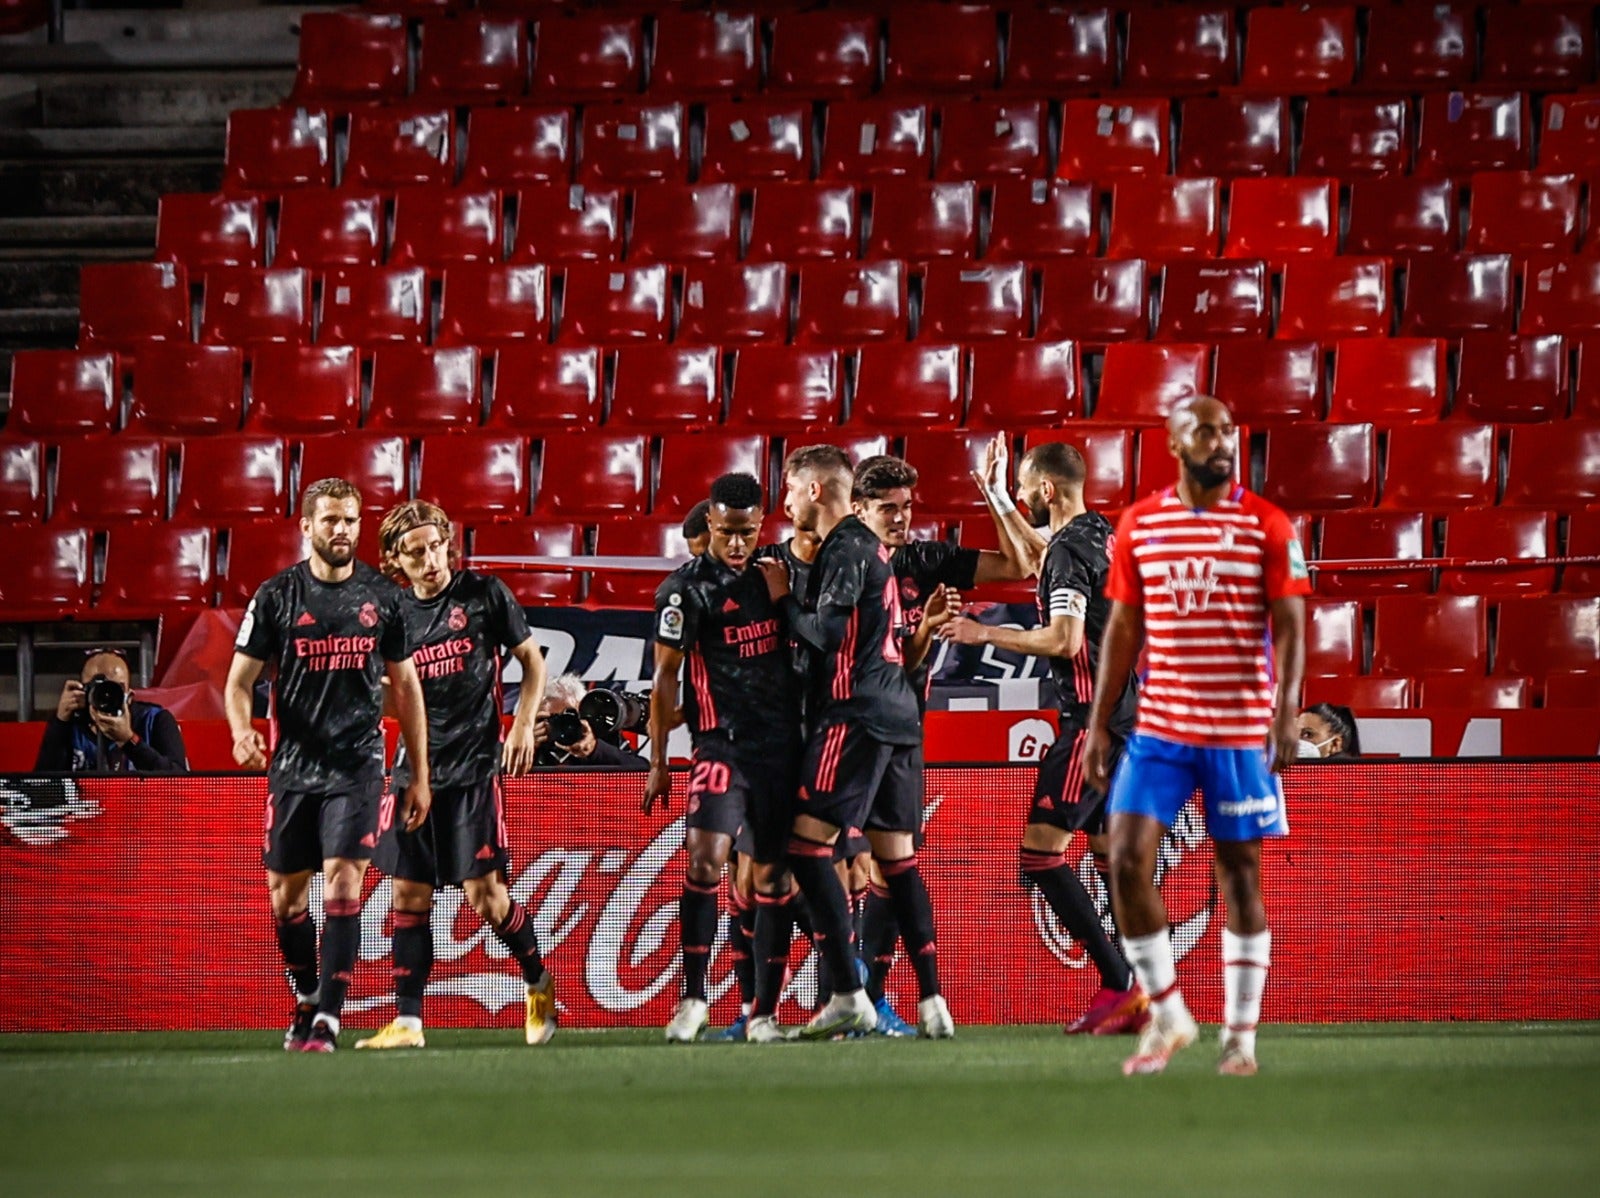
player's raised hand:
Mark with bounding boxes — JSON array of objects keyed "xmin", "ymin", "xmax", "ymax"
[
  {"xmin": 937, "ymin": 614, "xmax": 988, "ymax": 646},
  {"xmin": 1267, "ymin": 707, "xmax": 1300, "ymax": 776},
  {"xmin": 643, "ymin": 763, "xmax": 673, "ymax": 813},
  {"xmin": 1083, "ymin": 725, "xmax": 1114, "ymax": 794},
  {"xmin": 501, "ymin": 717, "xmax": 539, "ymax": 775},
  {"xmin": 400, "ymin": 777, "xmax": 432, "ymax": 832},
  {"xmin": 753, "ymin": 556, "xmax": 790, "ymax": 601},
  {"xmin": 971, "ymin": 431, "xmax": 1008, "ymax": 493},
  {"xmin": 922, "ymin": 584, "xmax": 962, "ymax": 632},
  {"xmin": 232, "ymin": 727, "xmax": 268, "ymax": 770}
]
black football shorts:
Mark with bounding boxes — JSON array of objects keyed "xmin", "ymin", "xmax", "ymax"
[
  {"xmin": 374, "ymin": 778, "xmax": 510, "ymax": 887},
  {"xmin": 263, "ymin": 778, "xmax": 384, "ymax": 874}
]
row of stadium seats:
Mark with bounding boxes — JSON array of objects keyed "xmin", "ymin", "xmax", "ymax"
[
  {"xmin": 172, "ymin": 175, "xmax": 1600, "ymax": 270},
  {"xmin": 1304, "ymin": 671, "xmax": 1600, "ymax": 712},
  {"xmin": 15, "ymin": 337, "xmax": 1600, "ymax": 437},
  {"xmin": 286, "ymin": 8, "xmax": 1598, "ymax": 106},
  {"xmin": 225, "ymin": 93, "xmax": 1600, "ymax": 192},
  {"xmin": 70, "ymin": 257, "xmax": 1600, "ymax": 356}
]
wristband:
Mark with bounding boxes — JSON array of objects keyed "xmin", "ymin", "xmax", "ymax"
[{"xmin": 985, "ymin": 483, "xmax": 1017, "ymax": 515}]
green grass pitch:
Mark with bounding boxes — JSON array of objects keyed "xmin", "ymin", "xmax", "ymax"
[{"xmin": 3, "ymin": 1024, "xmax": 1597, "ymax": 1197}]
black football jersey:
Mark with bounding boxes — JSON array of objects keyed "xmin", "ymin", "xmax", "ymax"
[
  {"xmin": 1039, "ymin": 512, "xmax": 1136, "ymax": 734},
  {"xmin": 236, "ymin": 560, "xmax": 412, "ymax": 793},
  {"xmin": 392, "ymin": 569, "xmax": 533, "ymax": 789},
  {"xmin": 892, "ymin": 539, "xmax": 981, "ymax": 701},
  {"xmin": 653, "ymin": 555, "xmax": 800, "ymax": 758}
]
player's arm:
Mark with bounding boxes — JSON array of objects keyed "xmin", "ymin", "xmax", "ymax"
[
  {"xmin": 223, "ymin": 652, "xmax": 269, "ymax": 770},
  {"xmin": 972, "ymin": 431, "xmax": 1047, "ymax": 576},
  {"xmin": 903, "ymin": 583, "xmax": 958, "ymax": 672},
  {"xmin": 501, "ymin": 636, "xmax": 547, "ymax": 776},
  {"xmin": 1267, "ymin": 595, "xmax": 1307, "ymax": 776},
  {"xmin": 386, "ymin": 656, "xmax": 432, "ymax": 832},
  {"xmin": 644, "ymin": 642, "xmax": 686, "ymax": 813},
  {"xmin": 755, "ymin": 555, "xmax": 855, "ymax": 654},
  {"xmin": 1083, "ymin": 601, "xmax": 1144, "ymax": 793},
  {"xmin": 937, "ymin": 610, "xmax": 1081, "ymax": 658}
]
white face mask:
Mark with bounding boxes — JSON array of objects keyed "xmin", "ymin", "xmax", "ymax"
[{"xmin": 1297, "ymin": 737, "xmax": 1333, "ymax": 760}]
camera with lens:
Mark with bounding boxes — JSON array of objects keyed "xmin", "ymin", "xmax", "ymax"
[
  {"xmin": 86, "ymin": 675, "xmax": 127, "ymax": 718},
  {"xmin": 578, "ymin": 687, "xmax": 650, "ymax": 739},
  {"xmin": 545, "ymin": 710, "xmax": 588, "ymax": 750}
]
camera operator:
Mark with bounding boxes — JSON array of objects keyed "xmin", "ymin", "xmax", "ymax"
[
  {"xmin": 34, "ymin": 649, "xmax": 189, "ymax": 774},
  {"xmin": 534, "ymin": 674, "xmax": 648, "ymax": 770}
]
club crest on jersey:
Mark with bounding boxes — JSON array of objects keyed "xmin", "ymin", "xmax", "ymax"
[
  {"xmin": 900, "ymin": 578, "xmax": 919, "ymax": 602},
  {"xmin": 358, "ymin": 602, "xmax": 379, "ymax": 628},
  {"xmin": 448, "ymin": 605, "xmax": 468, "ymax": 631},
  {"xmin": 1163, "ymin": 557, "xmax": 1219, "ymax": 616}
]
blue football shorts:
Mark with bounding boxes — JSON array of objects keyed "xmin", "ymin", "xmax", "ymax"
[{"xmin": 1106, "ymin": 733, "xmax": 1290, "ymax": 842}]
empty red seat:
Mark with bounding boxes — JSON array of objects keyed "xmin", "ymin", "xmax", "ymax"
[
  {"xmin": 532, "ymin": 14, "xmax": 643, "ymax": 101},
  {"xmin": 589, "ymin": 521, "xmax": 697, "ymax": 607},
  {"xmin": 1261, "ymin": 423, "xmax": 1376, "ymax": 510},
  {"xmin": 368, "ymin": 346, "xmax": 481, "ymax": 433},
  {"xmin": 627, "ymin": 183, "xmax": 737, "ymax": 263},
  {"xmin": 656, "ymin": 433, "xmax": 767, "ymax": 516},
  {"xmin": 1023, "ymin": 426, "xmax": 1133, "ymax": 510},
  {"xmin": 936, "ymin": 99, "xmax": 1046, "ymax": 181},
  {"xmin": 699, "ymin": 100, "xmax": 812, "ymax": 184},
  {"xmin": 967, "ymin": 342, "xmax": 1082, "ymax": 429},
  {"xmin": 1564, "ymin": 508, "xmax": 1600, "ymax": 596},
  {"xmin": 1454, "ymin": 334, "xmax": 1567, "ymax": 424},
  {"xmin": 1038, "ymin": 259, "xmax": 1149, "ymax": 344},
  {"xmin": 510, "ymin": 185, "xmax": 623, "ymax": 263},
  {"xmin": 223, "ymin": 107, "xmax": 332, "ymax": 191},
  {"xmin": 1419, "ymin": 675, "xmax": 1530, "ymax": 710},
  {"xmin": 77, "ymin": 262, "xmax": 188, "ymax": 353},
  {"xmin": 1, "ymin": 526, "xmax": 91, "ymax": 617},
  {"xmin": 650, "ymin": 10, "xmax": 758, "ymax": 99},
  {"xmin": 1058, "ymin": 98, "xmax": 1169, "ymax": 182},
  {"xmin": 292, "ymin": 12, "xmax": 406, "ymax": 103},
  {"xmin": 559, "ymin": 263, "xmax": 669, "ymax": 344},
  {"xmin": 1156, "ymin": 260, "xmax": 1268, "ymax": 341},
  {"xmin": 1176, "ymin": 96, "xmax": 1286, "ymax": 178},
  {"xmin": 899, "ymin": 432, "xmax": 994, "ymax": 516},
  {"xmin": 8, "ymin": 350, "xmax": 118, "ymax": 436},
  {"xmin": 174, "ymin": 435, "xmax": 288, "ymax": 520},
  {"xmin": 1124, "ymin": 5, "xmax": 1235, "ymax": 93},
  {"xmin": 418, "ymin": 15, "xmax": 527, "ymax": 100},
  {"xmin": 579, "ymin": 103, "xmax": 686, "ymax": 185},
  {"xmin": 127, "ymin": 344, "xmax": 243, "ymax": 435},
  {"xmin": 1381, "ymin": 421, "xmax": 1496, "ymax": 509},
  {"xmin": 680, "ymin": 262, "xmax": 789, "ymax": 345},
  {"xmin": 1324, "ymin": 335, "xmax": 1452, "ymax": 425},
  {"xmin": 1520, "ymin": 256, "xmax": 1600, "ymax": 335},
  {"xmin": 852, "ymin": 344, "xmax": 963, "ymax": 430},
  {"xmin": 1401, "ymin": 254, "xmax": 1514, "ymax": 337},
  {"xmin": 766, "ymin": 10, "xmax": 878, "ymax": 99},
  {"xmin": 275, "ymin": 192, "xmax": 383, "ymax": 270},
  {"xmin": 1303, "ymin": 598, "xmax": 1363, "ymax": 676},
  {"xmin": 468, "ymin": 520, "xmax": 581, "ymax": 605},
  {"xmin": 1495, "ymin": 595, "xmax": 1600, "ymax": 682},
  {"xmin": 1466, "ymin": 172, "xmax": 1583, "ymax": 256},
  {"xmin": 488, "ymin": 345, "xmax": 602, "ymax": 433},
  {"xmin": 319, "ymin": 266, "xmax": 427, "ymax": 347},
  {"xmin": 100, "ymin": 523, "xmax": 214, "ymax": 612},
  {"xmin": 199, "ymin": 267, "xmax": 310, "ymax": 347},
  {"xmin": 1442, "ymin": 509, "xmax": 1555, "ymax": 597},
  {"xmin": 885, "ymin": 3, "xmax": 997, "ymax": 92},
  {"xmin": 821, "ymin": 100, "xmax": 931, "ymax": 182},
  {"xmin": 0, "ymin": 440, "xmax": 45, "ymax": 523},
  {"xmin": 1373, "ymin": 594, "xmax": 1488, "ymax": 676},
  {"xmin": 1225, "ymin": 178, "xmax": 1337, "ymax": 264},
  {"xmin": 1305, "ymin": 675, "xmax": 1412, "ymax": 710},
  {"xmin": 918, "ymin": 261, "xmax": 1028, "ymax": 342},
  {"xmin": 1107, "ymin": 176, "xmax": 1221, "ymax": 261},
  {"xmin": 1416, "ymin": 92, "xmax": 1532, "ymax": 177},
  {"xmin": 389, "ymin": 188, "xmax": 501, "ymax": 269},
  {"xmin": 416, "ymin": 432, "xmax": 529, "ymax": 521},
  {"xmin": 1298, "ymin": 97, "xmax": 1411, "ymax": 178},
  {"xmin": 156, "ymin": 193, "xmax": 263, "ymax": 274},
  {"xmin": 1545, "ymin": 672, "xmax": 1600, "ymax": 708},
  {"xmin": 1095, "ymin": 342, "xmax": 1210, "ymax": 425},
  {"xmin": 1345, "ymin": 177, "xmax": 1458, "ymax": 257},
  {"xmin": 1481, "ymin": 4, "xmax": 1594, "ymax": 89},
  {"xmin": 747, "ymin": 183, "xmax": 857, "ymax": 263},
  {"xmin": 462, "ymin": 106, "xmax": 572, "ymax": 187},
  {"xmin": 1538, "ymin": 94, "xmax": 1600, "ymax": 175},
  {"xmin": 1577, "ymin": 334, "xmax": 1600, "ymax": 420},
  {"xmin": 1213, "ymin": 340, "xmax": 1323, "ymax": 424},
  {"xmin": 1358, "ymin": 3, "xmax": 1474, "ymax": 91},
  {"xmin": 986, "ymin": 179, "xmax": 1096, "ymax": 259},
  {"xmin": 297, "ymin": 433, "xmax": 409, "ymax": 516},
  {"xmin": 1317, "ymin": 511, "xmax": 1432, "ymax": 598},
  {"xmin": 249, "ymin": 345, "xmax": 360, "ymax": 434},
  {"xmin": 727, "ymin": 346, "xmax": 842, "ymax": 431},
  {"xmin": 1240, "ymin": 5, "xmax": 1355, "ymax": 93},
  {"xmin": 221, "ymin": 520, "xmax": 306, "ymax": 606},
  {"xmin": 866, "ymin": 181, "xmax": 978, "ymax": 262},
  {"xmin": 1504, "ymin": 422, "xmax": 1600, "ymax": 508},
  {"xmin": 55, "ymin": 437, "xmax": 165, "ymax": 522},
  {"xmin": 1280, "ymin": 259, "xmax": 1393, "ymax": 341},
  {"xmin": 795, "ymin": 261, "xmax": 908, "ymax": 346},
  {"xmin": 344, "ymin": 108, "xmax": 454, "ymax": 190},
  {"xmin": 609, "ymin": 345, "xmax": 721, "ymax": 432},
  {"xmin": 437, "ymin": 264, "xmax": 549, "ymax": 347},
  {"xmin": 1003, "ymin": 6, "xmax": 1115, "ymax": 94}
]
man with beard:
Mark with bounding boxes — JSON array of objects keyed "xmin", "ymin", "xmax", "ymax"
[
  {"xmin": 1085, "ymin": 396, "xmax": 1309, "ymax": 1077},
  {"xmin": 225, "ymin": 478, "xmax": 430, "ymax": 1052},
  {"xmin": 940, "ymin": 441, "xmax": 1148, "ymax": 1036}
]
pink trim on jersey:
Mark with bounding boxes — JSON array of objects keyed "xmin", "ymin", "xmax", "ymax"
[
  {"xmin": 832, "ymin": 610, "xmax": 859, "ymax": 702},
  {"xmin": 688, "ymin": 648, "xmax": 717, "ymax": 731}
]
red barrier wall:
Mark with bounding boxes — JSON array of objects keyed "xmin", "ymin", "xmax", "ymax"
[{"xmin": 2, "ymin": 763, "xmax": 1596, "ymax": 1032}]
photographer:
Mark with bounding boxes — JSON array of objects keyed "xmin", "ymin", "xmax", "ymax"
[
  {"xmin": 34, "ymin": 650, "xmax": 188, "ymax": 774},
  {"xmin": 534, "ymin": 674, "xmax": 648, "ymax": 770}
]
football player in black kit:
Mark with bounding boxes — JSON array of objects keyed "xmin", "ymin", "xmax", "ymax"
[
  {"xmin": 755, "ymin": 446, "xmax": 953, "ymax": 1040},
  {"xmin": 354, "ymin": 500, "xmax": 556, "ymax": 1050},
  {"xmin": 225, "ymin": 478, "xmax": 431, "ymax": 1053},
  {"xmin": 939, "ymin": 441, "xmax": 1149, "ymax": 1035}
]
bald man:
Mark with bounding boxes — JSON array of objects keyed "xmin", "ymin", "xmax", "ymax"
[{"xmin": 35, "ymin": 650, "xmax": 188, "ymax": 773}]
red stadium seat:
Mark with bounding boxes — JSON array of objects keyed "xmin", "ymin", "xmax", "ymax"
[
  {"xmin": 900, "ymin": 432, "xmax": 994, "ymax": 516},
  {"xmin": 344, "ymin": 108, "xmax": 455, "ymax": 190},
  {"xmin": 1415, "ymin": 92, "xmax": 1532, "ymax": 177},
  {"xmin": 1037, "ymin": 259, "xmax": 1149, "ymax": 344},
  {"xmin": 747, "ymin": 183, "xmax": 858, "ymax": 263},
  {"xmin": 609, "ymin": 345, "xmax": 721, "ymax": 432},
  {"xmin": 292, "ymin": 12, "xmax": 406, "ymax": 103},
  {"xmin": 174, "ymin": 435, "xmax": 288, "ymax": 520},
  {"xmin": 1481, "ymin": 4, "xmax": 1594, "ymax": 89},
  {"xmin": 1317, "ymin": 510, "xmax": 1432, "ymax": 599},
  {"xmin": 1545, "ymin": 672, "xmax": 1600, "ymax": 708},
  {"xmin": 1155, "ymin": 260, "xmax": 1268, "ymax": 341},
  {"xmin": 390, "ymin": 188, "xmax": 501, "ymax": 269},
  {"xmin": 699, "ymin": 101, "xmax": 812, "ymax": 184},
  {"xmin": 1401, "ymin": 254, "xmax": 1514, "ymax": 338},
  {"xmin": 1564, "ymin": 508, "xmax": 1600, "ymax": 596},
  {"xmin": 1381, "ymin": 422, "xmax": 1496, "ymax": 509},
  {"xmin": 1024, "ymin": 426, "xmax": 1133, "ymax": 510},
  {"xmin": 1261, "ymin": 423, "xmax": 1376, "ymax": 510},
  {"xmin": 885, "ymin": 4, "xmax": 997, "ymax": 93},
  {"xmin": 1132, "ymin": 424, "xmax": 1242, "ymax": 500},
  {"xmin": 488, "ymin": 345, "xmax": 602, "ymax": 433},
  {"xmin": 918, "ymin": 261, "xmax": 1029, "ymax": 342},
  {"xmin": 223, "ymin": 107, "xmax": 332, "ymax": 191},
  {"xmin": 417, "ymin": 16, "xmax": 527, "ymax": 100},
  {"xmin": 1520, "ymin": 257, "xmax": 1600, "ymax": 335},
  {"xmin": 368, "ymin": 346, "xmax": 481, "ymax": 433},
  {"xmin": 1495, "ymin": 596, "xmax": 1600, "ymax": 682},
  {"xmin": 1124, "ymin": 5, "xmax": 1235, "ymax": 93},
  {"xmin": 0, "ymin": 439, "xmax": 45, "ymax": 523},
  {"xmin": 220, "ymin": 521, "xmax": 306, "ymax": 607},
  {"xmin": 866, "ymin": 181, "xmax": 978, "ymax": 262},
  {"xmin": 127, "ymin": 343, "xmax": 243, "ymax": 435},
  {"xmin": 1240, "ymin": 5, "xmax": 1355, "ymax": 93},
  {"xmin": 680, "ymin": 262, "xmax": 789, "ymax": 345},
  {"xmin": 852, "ymin": 344, "xmax": 963, "ymax": 430},
  {"xmin": 461, "ymin": 106, "xmax": 572, "ymax": 187},
  {"xmin": 1058, "ymin": 98, "xmax": 1168, "ymax": 182},
  {"xmin": 532, "ymin": 14, "xmax": 643, "ymax": 101},
  {"xmin": 54, "ymin": 437, "xmax": 165, "ymax": 523},
  {"xmin": 589, "ymin": 520, "xmax": 694, "ymax": 607},
  {"xmin": 1279, "ymin": 258, "xmax": 1393, "ymax": 341},
  {"xmin": 1213, "ymin": 340, "xmax": 1323, "ymax": 424},
  {"xmin": 1176, "ymin": 97, "xmax": 1287, "ymax": 179},
  {"xmin": 275, "ymin": 192, "xmax": 383, "ymax": 270},
  {"xmin": 795, "ymin": 261, "xmax": 908, "ymax": 346},
  {"xmin": 935, "ymin": 100, "xmax": 1046, "ymax": 182},
  {"xmin": 1465, "ymin": 172, "xmax": 1583, "ymax": 256},
  {"xmin": 1577, "ymin": 334, "xmax": 1600, "ymax": 420},
  {"xmin": 821, "ymin": 100, "xmax": 931, "ymax": 182},
  {"xmin": 1094, "ymin": 342, "xmax": 1210, "ymax": 425},
  {"xmin": 986, "ymin": 179, "xmax": 1096, "ymax": 259},
  {"xmin": 656, "ymin": 433, "xmax": 767, "ymax": 517},
  {"xmin": 8, "ymin": 350, "xmax": 118, "ymax": 436},
  {"xmin": 248, "ymin": 345, "xmax": 360, "ymax": 435},
  {"xmin": 766, "ymin": 10, "xmax": 879, "ymax": 99},
  {"xmin": 1503, "ymin": 422, "xmax": 1600, "ymax": 508},
  {"xmin": 558, "ymin": 263, "xmax": 669, "ymax": 344},
  {"xmin": 1303, "ymin": 599, "xmax": 1364, "ymax": 676},
  {"xmin": 1442, "ymin": 509, "xmax": 1556, "ymax": 598},
  {"xmin": 533, "ymin": 433, "xmax": 648, "ymax": 518},
  {"xmin": 510, "ymin": 185, "xmax": 623, "ymax": 263},
  {"xmin": 297, "ymin": 433, "xmax": 409, "ymax": 516},
  {"xmin": 1418, "ymin": 675, "xmax": 1530, "ymax": 710},
  {"xmin": 100, "ymin": 524, "xmax": 214, "ymax": 612},
  {"xmin": 966, "ymin": 342, "xmax": 1082, "ymax": 429},
  {"xmin": 319, "ymin": 266, "xmax": 428, "ymax": 347},
  {"xmin": 1304, "ymin": 675, "xmax": 1412, "ymax": 710},
  {"xmin": 1358, "ymin": 3, "xmax": 1474, "ymax": 90},
  {"xmin": 1345, "ymin": 177, "xmax": 1458, "ymax": 257},
  {"xmin": 728, "ymin": 346, "xmax": 842, "ymax": 432},
  {"xmin": 156, "ymin": 193, "xmax": 263, "ymax": 274},
  {"xmin": 437, "ymin": 264, "xmax": 549, "ymax": 347},
  {"xmin": 1003, "ymin": 6, "xmax": 1115, "ymax": 94},
  {"xmin": 1324, "ymin": 339, "xmax": 1452, "ymax": 422},
  {"xmin": 627, "ymin": 183, "xmax": 738, "ymax": 263},
  {"xmin": 416, "ymin": 432, "xmax": 529, "ymax": 521},
  {"xmin": 1538, "ymin": 94, "xmax": 1600, "ymax": 174},
  {"xmin": 650, "ymin": 11, "xmax": 758, "ymax": 99},
  {"xmin": 1107, "ymin": 176, "xmax": 1221, "ymax": 261},
  {"xmin": 1, "ymin": 526, "xmax": 91, "ymax": 617},
  {"xmin": 1298, "ymin": 97, "xmax": 1412, "ymax": 178},
  {"xmin": 77, "ymin": 262, "xmax": 188, "ymax": 353},
  {"xmin": 199, "ymin": 267, "xmax": 309, "ymax": 348},
  {"xmin": 468, "ymin": 520, "xmax": 581, "ymax": 605},
  {"xmin": 578, "ymin": 103, "xmax": 686, "ymax": 186},
  {"xmin": 1225, "ymin": 178, "xmax": 1337, "ymax": 265},
  {"xmin": 1373, "ymin": 595, "xmax": 1489, "ymax": 677},
  {"xmin": 1454, "ymin": 334, "xmax": 1567, "ymax": 424}
]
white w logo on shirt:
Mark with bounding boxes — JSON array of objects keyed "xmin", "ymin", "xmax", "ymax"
[{"xmin": 1163, "ymin": 557, "xmax": 1219, "ymax": 616}]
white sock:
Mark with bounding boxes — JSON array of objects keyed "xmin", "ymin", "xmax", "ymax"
[
  {"xmin": 741, "ymin": 1002, "xmax": 753, "ymax": 1017},
  {"xmin": 394, "ymin": 1015, "xmax": 422, "ymax": 1033},
  {"xmin": 1222, "ymin": 928, "xmax": 1271, "ymax": 1058},
  {"xmin": 1123, "ymin": 929, "xmax": 1186, "ymax": 1020},
  {"xmin": 296, "ymin": 989, "xmax": 320, "ymax": 1006},
  {"xmin": 312, "ymin": 1013, "xmax": 340, "ymax": 1036}
]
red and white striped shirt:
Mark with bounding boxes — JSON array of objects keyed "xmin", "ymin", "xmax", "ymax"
[{"xmin": 1107, "ymin": 486, "xmax": 1311, "ymax": 749}]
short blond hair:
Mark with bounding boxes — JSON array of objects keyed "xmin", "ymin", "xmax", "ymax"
[
  {"xmin": 301, "ymin": 477, "xmax": 362, "ymax": 519},
  {"xmin": 377, "ymin": 499, "xmax": 458, "ymax": 580}
]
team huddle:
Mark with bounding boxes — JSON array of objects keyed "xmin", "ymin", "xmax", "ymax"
[{"xmin": 229, "ymin": 394, "xmax": 1309, "ymax": 1076}]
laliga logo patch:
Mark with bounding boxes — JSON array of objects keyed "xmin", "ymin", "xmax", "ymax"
[
  {"xmin": 359, "ymin": 602, "xmax": 379, "ymax": 628},
  {"xmin": 448, "ymin": 605, "xmax": 468, "ymax": 632},
  {"xmin": 0, "ymin": 778, "xmax": 101, "ymax": 847},
  {"xmin": 657, "ymin": 597, "xmax": 684, "ymax": 640}
]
